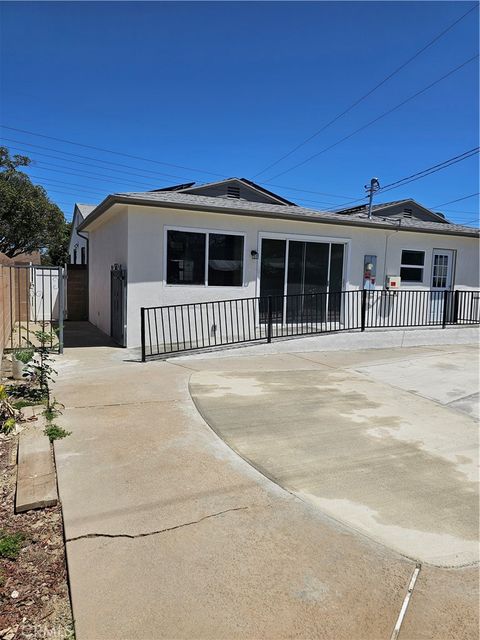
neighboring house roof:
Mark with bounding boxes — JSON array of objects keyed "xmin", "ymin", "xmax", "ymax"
[
  {"xmin": 68, "ymin": 203, "xmax": 97, "ymax": 254},
  {"xmin": 151, "ymin": 177, "xmax": 297, "ymax": 206},
  {"xmin": 79, "ymin": 190, "xmax": 479, "ymax": 238},
  {"xmin": 75, "ymin": 203, "xmax": 96, "ymax": 220},
  {"xmin": 336, "ymin": 199, "xmax": 449, "ymax": 223}
]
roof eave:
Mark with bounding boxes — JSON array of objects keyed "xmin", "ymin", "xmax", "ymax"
[{"xmin": 78, "ymin": 194, "xmax": 479, "ymax": 238}]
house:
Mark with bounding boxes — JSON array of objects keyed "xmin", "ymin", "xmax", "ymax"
[
  {"xmin": 68, "ymin": 203, "xmax": 96, "ymax": 264},
  {"xmin": 336, "ymin": 199, "xmax": 449, "ymax": 224},
  {"xmin": 78, "ymin": 177, "xmax": 480, "ymax": 348}
]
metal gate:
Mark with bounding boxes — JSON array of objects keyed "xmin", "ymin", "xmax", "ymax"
[
  {"xmin": 110, "ymin": 265, "xmax": 126, "ymax": 346},
  {"xmin": 0, "ymin": 264, "xmax": 64, "ymax": 353}
]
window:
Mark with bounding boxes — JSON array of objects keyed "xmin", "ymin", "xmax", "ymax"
[
  {"xmin": 72, "ymin": 249, "xmax": 77, "ymax": 264},
  {"xmin": 167, "ymin": 230, "xmax": 206, "ymax": 284},
  {"xmin": 400, "ymin": 250, "xmax": 425, "ymax": 282},
  {"xmin": 81, "ymin": 247, "xmax": 86, "ymax": 264},
  {"xmin": 166, "ymin": 229, "xmax": 244, "ymax": 286},
  {"xmin": 208, "ymin": 233, "xmax": 244, "ymax": 286}
]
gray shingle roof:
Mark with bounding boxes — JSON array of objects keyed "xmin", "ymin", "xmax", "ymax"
[
  {"xmin": 76, "ymin": 203, "xmax": 96, "ymax": 219},
  {"xmin": 79, "ymin": 190, "xmax": 479, "ymax": 238},
  {"xmin": 337, "ymin": 199, "xmax": 408, "ymax": 213}
]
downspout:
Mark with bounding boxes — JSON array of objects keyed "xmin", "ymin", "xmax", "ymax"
[{"xmin": 382, "ymin": 219, "xmax": 401, "ymax": 286}]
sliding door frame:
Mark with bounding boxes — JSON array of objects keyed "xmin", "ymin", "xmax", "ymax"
[{"xmin": 256, "ymin": 231, "xmax": 351, "ymax": 324}]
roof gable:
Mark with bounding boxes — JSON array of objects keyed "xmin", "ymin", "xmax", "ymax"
[
  {"xmin": 151, "ymin": 177, "xmax": 296, "ymax": 206},
  {"xmin": 337, "ymin": 199, "xmax": 449, "ymax": 224}
]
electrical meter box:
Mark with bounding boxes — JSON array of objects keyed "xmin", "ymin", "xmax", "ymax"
[{"xmin": 385, "ymin": 275, "xmax": 401, "ymax": 289}]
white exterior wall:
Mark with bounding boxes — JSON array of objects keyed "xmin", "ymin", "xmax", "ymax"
[
  {"xmin": 68, "ymin": 210, "xmax": 89, "ymax": 264},
  {"xmin": 122, "ymin": 205, "xmax": 479, "ymax": 348},
  {"xmin": 88, "ymin": 207, "xmax": 128, "ymax": 337}
]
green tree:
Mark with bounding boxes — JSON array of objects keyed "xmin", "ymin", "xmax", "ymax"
[{"xmin": 0, "ymin": 146, "xmax": 69, "ymax": 261}]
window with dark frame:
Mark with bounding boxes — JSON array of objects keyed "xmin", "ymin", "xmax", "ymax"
[
  {"xmin": 166, "ymin": 229, "xmax": 244, "ymax": 286},
  {"xmin": 81, "ymin": 247, "xmax": 86, "ymax": 264},
  {"xmin": 400, "ymin": 250, "xmax": 425, "ymax": 283},
  {"xmin": 166, "ymin": 230, "xmax": 206, "ymax": 285}
]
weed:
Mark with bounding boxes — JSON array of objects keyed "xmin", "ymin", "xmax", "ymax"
[
  {"xmin": 44, "ymin": 424, "xmax": 71, "ymax": 442},
  {"xmin": 43, "ymin": 398, "xmax": 64, "ymax": 421},
  {"xmin": 0, "ymin": 531, "xmax": 24, "ymax": 559},
  {"xmin": 0, "ymin": 385, "xmax": 22, "ymax": 434}
]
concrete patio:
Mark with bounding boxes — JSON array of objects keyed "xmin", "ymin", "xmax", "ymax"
[{"xmin": 53, "ymin": 322, "xmax": 479, "ymax": 639}]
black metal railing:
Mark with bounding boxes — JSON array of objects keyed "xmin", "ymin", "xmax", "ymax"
[{"xmin": 140, "ymin": 289, "xmax": 480, "ymax": 361}]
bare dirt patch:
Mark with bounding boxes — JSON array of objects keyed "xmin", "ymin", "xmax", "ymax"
[{"xmin": 0, "ymin": 435, "xmax": 73, "ymax": 640}]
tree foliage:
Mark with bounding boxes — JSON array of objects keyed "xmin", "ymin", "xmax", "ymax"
[{"xmin": 0, "ymin": 146, "xmax": 70, "ymax": 262}]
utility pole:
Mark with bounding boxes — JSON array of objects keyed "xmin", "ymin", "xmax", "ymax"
[{"xmin": 365, "ymin": 177, "xmax": 381, "ymax": 219}]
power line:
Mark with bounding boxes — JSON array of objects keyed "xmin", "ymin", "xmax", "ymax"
[
  {"xmin": 24, "ymin": 158, "xmax": 346, "ymax": 207},
  {"xmin": 252, "ymin": 3, "xmax": 479, "ymax": 178},
  {"xmin": 263, "ymin": 54, "xmax": 478, "ymax": 181},
  {"xmin": 321, "ymin": 147, "xmax": 480, "ymax": 212},
  {"xmin": 25, "ymin": 162, "xmax": 155, "ymax": 189},
  {"xmin": 378, "ymin": 148, "xmax": 479, "ymax": 193},
  {"xmin": 4, "ymin": 140, "xmax": 189, "ymax": 184},
  {"xmin": 0, "ymin": 124, "xmax": 227, "ymax": 179},
  {"xmin": 25, "ymin": 174, "xmax": 107, "ymax": 195},
  {"xmin": 432, "ymin": 193, "xmax": 479, "ymax": 207},
  {"xmin": 2, "ymin": 136, "xmax": 356, "ymax": 201}
]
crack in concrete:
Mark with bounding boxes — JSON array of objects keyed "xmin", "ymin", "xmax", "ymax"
[
  {"xmin": 66, "ymin": 399, "xmax": 184, "ymax": 410},
  {"xmin": 66, "ymin": 506, "xmax": 250, "ymax": 543}
]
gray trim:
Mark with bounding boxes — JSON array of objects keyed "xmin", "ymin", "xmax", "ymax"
[{"xmin": 78, "ymin": 192, "xmax": 479, "ymax": 239}]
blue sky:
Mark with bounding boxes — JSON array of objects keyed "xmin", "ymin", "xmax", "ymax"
[{"xmin": 0, "ymin": 1, "xmax": 478, "ymax": 225}]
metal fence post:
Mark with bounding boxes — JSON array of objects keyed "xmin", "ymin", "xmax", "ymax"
[
  {"xmin": 140, "ymin": 307, "xmax": 146, "ymax": 362},
  {"xmin": 453, "ymin": 290, "xmax": 459, "ymax": 325},
  {"xmin": 442, "ymin": 290, "xmax": 449, "ymax": 329},
  {"xmin": 361, "ymin": 289, "xmax": 367, "ymax": 332},
  {"xmin": 58, "ymin": 266, "xmax": 64, "ymax": 354},
  {"xmin": 266, "ymin": 296, "xmax": 273, "ymax": 343}
]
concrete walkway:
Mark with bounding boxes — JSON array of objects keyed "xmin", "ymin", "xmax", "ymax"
[{"xmin": 53, "ymin": 323, "xmax": 479, "ymax": 639}]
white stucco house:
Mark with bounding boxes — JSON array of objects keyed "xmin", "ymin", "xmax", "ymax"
[
  {"xmin": 68, "ymin": 203, "xmax": 96, "ymax": 264},
  {"xmin": 78, "ymin": 178, "xmax": 480, "ymax": 349}
]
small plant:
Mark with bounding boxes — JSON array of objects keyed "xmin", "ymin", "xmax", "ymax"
[
  {"xmin": 27, "ymin": 325, "xmax": 58, "ymax": 410},
  {"xmin": 43, "ymin": 398, "xmax": 64, "ymax": 421},
  {"xmin": 13, "ymin": 348, "xmax": 34, "ymax": 364},
  {"xmin": 0, "ymin": 531, "xmax": 24, "ymax": 559},
  {"xmin": 44, "ymin": 424, "xmax": 71, "ymax": 442},
  {"xmin": 0, "ymin": 385, "xmax": 22, "ymax": 435}
]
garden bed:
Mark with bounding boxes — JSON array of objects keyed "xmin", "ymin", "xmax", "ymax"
[{"xmin": 0, "ymin": 432, "xmax": 73, "ymax": 640}]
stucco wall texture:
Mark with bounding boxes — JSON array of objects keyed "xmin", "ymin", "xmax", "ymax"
[{"xmin": 86, "ymin": 204, "xmax": 480, "ymax": 347}]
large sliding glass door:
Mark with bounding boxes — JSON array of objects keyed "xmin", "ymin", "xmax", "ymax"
[
  {"xmin": 259, "ymin": 239, "xmax": 286, "ymax": 322},
  {"xmin": 259, "ymin": 237, "xmax": 345, "ymax": 324}
]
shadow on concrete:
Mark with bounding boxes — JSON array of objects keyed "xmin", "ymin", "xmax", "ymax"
[{"xmin": 63, "ymin": 321, "xmax": 118, "ymax": 348}]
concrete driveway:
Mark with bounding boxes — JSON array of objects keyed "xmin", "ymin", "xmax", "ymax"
[
  {"xmin": 189, "ymin": 345, "xmax": 479, "ymax": 567},
  {"xmin": 53, "ymin": 324, "xmax": 479, "ymax": 640}
]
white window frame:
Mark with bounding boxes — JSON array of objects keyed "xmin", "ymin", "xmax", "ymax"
[
  {"xmin": 164, "ymin": 225, "xmax": 247, "ymax": 288},
  {"xmin": 400, "ymin": 249, "xmax": 425, "ymax": 284}
]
